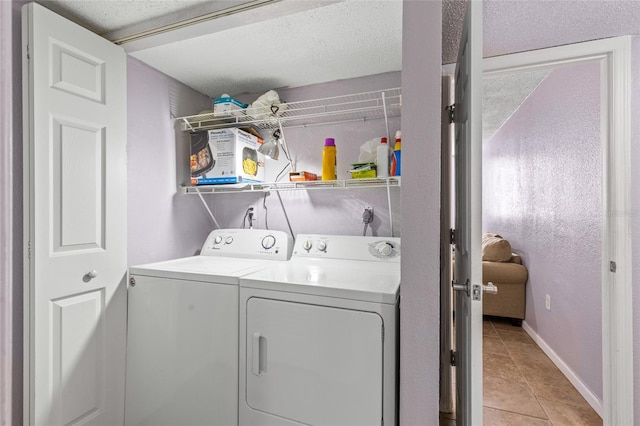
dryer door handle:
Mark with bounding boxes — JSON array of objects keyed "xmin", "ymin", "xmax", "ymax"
[{"xmin": 252, "ymin": 333, "xmax": 267, "ymax": 376}]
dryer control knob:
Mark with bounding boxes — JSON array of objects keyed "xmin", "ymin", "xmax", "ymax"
[
  {"xmin": 376, "ymin": 242, "xmax": 394, "ymax": 256},
  {"xmin": 303, "ymin": 240, "xmax": 312, "ymax": 251},
  {"xmin": 225, "ymin": 236, "xmax": 234, "ymax": 245},
  {"xmin": 317, "ymin": 241, "xmax": 327, "ymax": 252},
  {"xmin": 214, "ymin": 236, "xmax": 223, "ymax": 244},
  {"xmin": 262, "ymin": 235, "xmax": 276, "ymax": 250}
]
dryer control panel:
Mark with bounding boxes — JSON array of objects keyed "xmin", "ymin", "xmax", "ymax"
[
  {"xmin": 293, "ymin": 234, "xmax": 400, "ymax": 261},
  {"xmin": 201, "ymin": 229, "xmax": 293, "ymax": 260}
]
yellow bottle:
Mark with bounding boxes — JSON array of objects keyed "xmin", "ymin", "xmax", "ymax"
[{"xmin": 322, "ymin": 138, "xmax": 337, "ymax": 180}]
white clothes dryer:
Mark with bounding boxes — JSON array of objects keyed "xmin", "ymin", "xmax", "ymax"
[
  {"xmin": 125, "ymin": 229, "xmax": 292, "ymax": 426},
  {"xmin": 238, "ymin": 234, "xmax": 401, "ymax": 426}
]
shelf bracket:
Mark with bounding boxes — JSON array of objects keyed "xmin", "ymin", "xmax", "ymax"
[
  {"xmin": 274, "ymin": 119, "xmax": 293, "ymax": 182},
  {"xmin": 194, "ymin": 187, "xmax": 221, "ymax": 229},
  {"xmin": 382, "ymin": 91, "xmax": 390, "ymax": 141},
  {"xmin": 182, "ymin": 117, "xmax": 194, "ymax": 132}
]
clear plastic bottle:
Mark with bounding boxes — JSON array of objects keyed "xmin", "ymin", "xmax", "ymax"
[
  {"xmin": 376, "ymin": 137, "xmax": 390, "ymax": 178},
  {"xmin": 322, "ymin": 138, "xmax": 337, "ymax": 180}
]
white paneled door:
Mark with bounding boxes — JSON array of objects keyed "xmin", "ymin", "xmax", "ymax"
[
  {"xmin": 453, "ymin": 1, "xmax": 483, "ymax": 425},
  {"xmin": 22, "ymin": 3, "xmax": 127, "ymax": 425}
]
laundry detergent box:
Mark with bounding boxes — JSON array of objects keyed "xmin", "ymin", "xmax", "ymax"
[{"xmin": 190, "ymin": 128, "xmax": 265, "ymax": 185}]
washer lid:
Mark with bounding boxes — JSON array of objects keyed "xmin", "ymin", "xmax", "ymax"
[
  {"xmin": 239, "ymin": 258, "xmax": 400, "ymax": 304},
  {"xmin": 129, "ymin": 256, "xmax": 272, "ymax": 285}
]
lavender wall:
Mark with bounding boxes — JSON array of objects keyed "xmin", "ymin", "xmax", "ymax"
[
  {"xmin": 209, "ymin": 72, "xmax": 402, "ymax": 238},
  {"xmin": 399, "ymin": 0, "xmax": 442, "ymax": 423},
  {"xmin": 482, "ymin": 63, "xmax": 602, "ymax": 400},
  {"xmin": 631, "ymin": 37, "xmax": 640, "ymax": 426},
  {"xmin": 127, "ymin": 58, "xmax": 213, "ymax": 266}
]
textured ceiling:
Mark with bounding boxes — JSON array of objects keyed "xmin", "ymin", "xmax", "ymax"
[
  {"xmin": 130, "ymin": 0, "xmax": 402, "ymax": 97},
  {"xmin": 483, "ymin": 70, "xmax": 549, "ymax": 141},
  {"xmin": 40, "ymin": 0, "xmax": 213, "ymax": 35},
  {"xmin": 41, "ymin": 0, "xmax": 640, "ymax": 65}
]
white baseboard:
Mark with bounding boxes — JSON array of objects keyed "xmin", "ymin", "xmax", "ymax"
[{"xmin": 521, "ymin": 321, "xmax": 603, "ymax": 418}]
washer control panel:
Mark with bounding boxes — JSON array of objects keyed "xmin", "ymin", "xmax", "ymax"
[
  {"xmin": 294, "ymin": 234, "xmax": 400, "ymax": 261},
  {"xmin": 201, "ymin": 229, "xmax": 293, "ymax": 260}
]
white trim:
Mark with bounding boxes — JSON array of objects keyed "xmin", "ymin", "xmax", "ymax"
[
  {"xmin": 0, "ymin": 2, "xmax": 14, "ymax": 425},
  {"xmin": 522, "ymin": 321, "xmax": 603, "ymax": 418},
  {"xmin": 483, "ymin": 36, "xmax": 633, "ymax": 426},
  {"xmin": 21, "ymin": 4, "xmax": 33, "ymax": 424},
  {"xmin": 603, "ymin": 36, "xmax": 633, "ymax": 426}
]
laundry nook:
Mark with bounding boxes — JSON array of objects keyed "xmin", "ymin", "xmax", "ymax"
[{"xmin": 5, "ymin": 0, "xmax": 639, "ymax": 425}]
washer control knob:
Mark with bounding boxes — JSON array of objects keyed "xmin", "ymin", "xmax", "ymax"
[
  {"xmin": 303, "ymin": 240, "xmax": 312, "ymax": 251},
  {"xmin": 317, "ymin": 241, "xmax": 327, "ymax": 252},
  {"xmin": 376, "ymin": 242, "xmax": 394, "ymax": 256},
  {"xmin": 225, "ymin": 236, "xmax": 234, "ymax": 245},
  {"xmin": 262, "ymin": 235, "xmax": 276, "ymax": 250},
  {"xmin": 214, "ymin": 236, "xmax": 223, "ymax": 244}
]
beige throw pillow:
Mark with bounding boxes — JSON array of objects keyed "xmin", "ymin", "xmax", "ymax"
[{"xmin": 482, "ymin": 233, "xmax": 512, "ymax": 262}]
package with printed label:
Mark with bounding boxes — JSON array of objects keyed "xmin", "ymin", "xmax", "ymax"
[
  {"xmin": 213, "ymin": 95, "xmax": 248, "ymax": 117},
  {"xmin": 190, "ymin": 128, "xmax": 265, "ymax": 185}
]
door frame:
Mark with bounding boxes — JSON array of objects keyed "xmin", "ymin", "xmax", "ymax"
[{"xmin": 442, "ymin": 35, "xmax": 633, "ymax": 424}]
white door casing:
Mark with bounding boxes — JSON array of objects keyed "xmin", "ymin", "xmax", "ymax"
[
  {"xmin": 482, "ymin": 36, "xmax": 633, "ymax": 424},
  {"xmin": 22, "ymin": 3, "xmax": 127, "ymax": 425},
  {"xmin": 453, "ymin": 1, "xmax": 483, "ymax": 425},
  {"xmin": 442, "ymin": 35, "xmax": 633, "ymax": 424}
]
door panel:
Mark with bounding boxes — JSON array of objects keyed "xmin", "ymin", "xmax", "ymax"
[
  {"xmin": 453, "ymin": 1, "xmax": 483, "ymax": 425},
  {"xmin": 23, "ymin": 3, "xmax": 127, "ymax": 425},
  {"xmin": 50, "ymin": 40, "xmax": 106, "ymax": 103},
  {"xmin": 51, "ymin": 290, "xmax": 105, "ymax": 425},
  {"xmin": 246, "ymin": 298, "xmax": 383, "ymax": 426},
  {"xmin": 53, "ymin": 117, "xmax": 105, "ymax": 252}
]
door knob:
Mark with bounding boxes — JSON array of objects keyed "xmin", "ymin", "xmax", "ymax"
[
  {"xmin": 453, "ymin": 280, "xmax": 497, "ymax": 300},
  {"xmin": 83, "ymin": 270, "xmax": 98, "ymax": 282},
  {"xmin": 483, "ymin": 282, "xmax": 498, "ymax": 294}
]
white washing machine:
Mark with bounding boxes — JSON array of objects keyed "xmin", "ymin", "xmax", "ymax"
[
  {"xmin": 125, "ymin": 229, "xmax": 293, "ymax": 426},
  {"xmin": 238, "ymin": 234, "xmax": 401, "ymax": 426}
]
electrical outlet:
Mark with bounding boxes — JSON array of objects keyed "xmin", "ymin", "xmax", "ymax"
[
  {"xmin": 252, "ymin": 202, "xmax": 260, "ymax": 228},
  {"xmin": 362, "ymin": 206, "xmax": 374, "ymax": 224},
  {"xmin": 545, "ymin": 294, "xmax": 551, "ymax": 311},
  {"xmin": 245, "ymin": 203, "xmax": 259, "ymax": 229}
]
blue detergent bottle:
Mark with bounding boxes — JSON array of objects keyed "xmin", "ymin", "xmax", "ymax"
[{"xmin": 391, "ymin": 131, "xmax": 401, "ymax": 176}]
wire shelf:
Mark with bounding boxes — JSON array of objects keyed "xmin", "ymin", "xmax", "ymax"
[
  {"xmin": 181, "ymin": 177, "xmax": 401, "ymax": 194},
  {"xmin": 177, "ymin": 88, "xmax": 401, "ymax": 132}
]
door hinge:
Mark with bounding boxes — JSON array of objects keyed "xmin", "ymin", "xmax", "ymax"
[
  {"xmin": 26, "ymin": 44, "xmax": 30, "ymax": 61},
  {"xmin": 450, "ymin": 350, "xmax": 456, "ymax": 366},
  {"xmin": 610, "ymin": 261, "xmax": 617, "ymax": 273},
  {"xmin": 28, "ymin": 240, "xmax": 31, "ymax": 260},
  {"xmin": 449, "ymin": 228, "xmax": 455, "ymax": 244},
  {"xmin": 445, "ymin": 104, "xmax": 456, "ymax": 124},
  {"xmin": 452, "ymin": 279, "xmax": 469, "ymax": 296}
]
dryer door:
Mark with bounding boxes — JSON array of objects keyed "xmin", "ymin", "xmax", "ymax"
[{"xmin": 246, "ymin": 298, "xmax": 383, "ymax": 426}]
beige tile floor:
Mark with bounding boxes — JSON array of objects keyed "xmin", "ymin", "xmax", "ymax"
[{"xmin": 440, "ymin": 317, "xmax": 602, "ymax": 425}]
